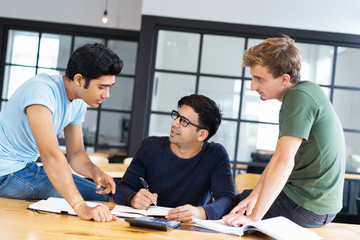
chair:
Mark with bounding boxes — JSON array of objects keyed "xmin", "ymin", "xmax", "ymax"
[
  {"xmin": 234, "ymin": 173, "xmax": 261, "ymax": 194},
  {"xmin": 88, "ymin": 155, "xmax": 109, "ymax": 165},
  {"xmin": 123, "ymin": 157, "xmax": 133, "ymax": 165}
]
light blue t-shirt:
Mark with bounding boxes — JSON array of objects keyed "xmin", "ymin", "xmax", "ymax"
[{"xmin": 0, "ymin": 73, "xmax": 88, "ymax": 176}]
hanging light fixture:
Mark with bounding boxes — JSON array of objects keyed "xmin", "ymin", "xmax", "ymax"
[{"xmin": 102, "ymin": 0, "xmax": 108, "ymax": 24}]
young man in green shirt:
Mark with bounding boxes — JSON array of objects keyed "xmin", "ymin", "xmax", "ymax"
[{"xmin": 223, "ymin": 35, "xmax": 346, "ymax": 228}]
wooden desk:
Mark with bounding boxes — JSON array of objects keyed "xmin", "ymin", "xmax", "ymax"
[
  {"xmin": 95, "ymin": 163, "xmax": 128, "ymax": 178},
  {"xmin": 345, "ymin": 173, "xmax": 360, "ymax": 180},
  {"xmin": 37, "ymin": 162, "xmax": 128, "ymax": 179},
  {"xmin": 1, "ymin": 198, "xmax": 359, "ymax": 240},
  {"xmin": 235, "ymin": 173, "xmax": 261, "ymax": 193},
  {"xmin": 0, "ymin": 198, "xmax": 265, "ymax": 240}
]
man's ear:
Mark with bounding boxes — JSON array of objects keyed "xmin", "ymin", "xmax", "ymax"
[
  {"xmin": 281, "ymin": 73, "xmax": 291, "ymax": 85},
  {"xmin": 73, "ymin": 73, "xmax": 84, "ymax": 87},
  {"xmin": 198, "ymin": 129, "xmax": 209, "ymax": 142}
]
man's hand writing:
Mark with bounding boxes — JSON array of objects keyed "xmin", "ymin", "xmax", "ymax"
[{"xmin": 130, "ymin": 188, "xmax": 158, "ymax": 209}]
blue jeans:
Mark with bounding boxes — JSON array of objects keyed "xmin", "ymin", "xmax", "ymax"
[
  {"xmin": 0, "ymin": 162, "xmax": 109, "ymax": 201},
  {"xmin": 235, "ymin": 190, "xmax": 336, "ymax": 228}
]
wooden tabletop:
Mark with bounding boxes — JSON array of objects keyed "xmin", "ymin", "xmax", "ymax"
[
  {"xmin": 0, "ymin": 198, "xmax": 266, "ymax": 240},
  {"xmin": 345, "ymin": 173, "xmax": 360, "ymax": 180},
  {"xmin": 0, "ymin": 197, "xmax": 359, "ymax": 240},
  {"xmin": 94, "ymin": 163, "xmax": 129, "ymax": 178},
  {"xmin": 37, "ymin": 162, "xmax": 129, "ymax": 179}
]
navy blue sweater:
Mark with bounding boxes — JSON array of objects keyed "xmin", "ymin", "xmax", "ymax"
[{"xmin": 113, "ymin": 136, "xmax": 235, "ymax": 220}]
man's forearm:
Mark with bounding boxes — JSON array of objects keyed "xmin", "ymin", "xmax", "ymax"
[
  {"xmin": 67, "ymin": 151, "xmax": 100, "ymax": 178},
  {"xmin": 41, "ymin": 153, "xmax": 84, "ymax": 206},
  {"xmin": 250, "ymin": 158, "xmax": 293, "ymax": 221}
]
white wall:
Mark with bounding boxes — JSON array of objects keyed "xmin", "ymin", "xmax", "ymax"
[
  {"xmin": 1, "ymin": 0, "xmax": 359, "ymax": 35},
  {"xmin": 0, "ymin": 0, "xmax": 142, "ymax": 30},
  {"xmin": 142, "ymin": 0, "xmax": 360, "ymax": 35}
]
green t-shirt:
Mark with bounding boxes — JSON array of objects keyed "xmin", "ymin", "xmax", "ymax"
[{"xmin": 280, "ymin": 81, "xmax": 346, "ymax": 214}]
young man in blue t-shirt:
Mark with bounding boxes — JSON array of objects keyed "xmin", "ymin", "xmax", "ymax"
[{"xmin": 0, "ymin": 43, "xmax": 123, "ymax": 222}]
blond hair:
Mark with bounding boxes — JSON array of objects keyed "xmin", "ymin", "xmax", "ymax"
[{"xmin": 243, "ymin": 35, "xmax": 302, "ymax": 83}]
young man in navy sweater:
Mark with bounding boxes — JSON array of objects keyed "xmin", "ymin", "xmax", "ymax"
[{"xmin": 114, "ymin": 94, "xmax": 235, "ymax": 222}]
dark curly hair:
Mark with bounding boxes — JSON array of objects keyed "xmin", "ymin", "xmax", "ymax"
[
  {"xmin": 178, "ymin": 94, "xmax": 222, "ymax": 141},
  {"xmin": 65, "ymin": 43, "xmax": 123, "ymax": 88}
]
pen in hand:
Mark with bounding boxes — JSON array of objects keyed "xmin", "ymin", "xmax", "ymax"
[{"xmin": 140, "ymin": 177, "xmax": 157, "ymax": 206}]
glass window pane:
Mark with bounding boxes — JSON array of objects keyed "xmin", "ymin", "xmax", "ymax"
[
  {"xmin": 1, "ymin": 101, "xmax": 6, "ymax": 110},
  {"xmin": 98, "ymin": 112, "xmax": 130, "ymax": 147},
  {"xmin": 344, "ymin": 132, "xmax": 360, "ymax": 173},
  {"xmin": 83, "ymin": 110, "xmax": 98, "ymax": 145},
  {"xmin": 200, "ymin": 35, "xmax": 245, "ymax": 76},
  {"xmin": 295, "ymin": 43, "xmax": 334, "ymax": 85},
  {"xmin": 244, "ymin": 39, "xmax": 334, "ymax": 86},
  {"xmin": 151, "ymin": 72, "xmax": 196, "ymax": 112},
  {"xmin": 321, "ymin": 86, "xmax": 331, "ymax": 99},
  {"xmin": 335, "ymin": 47, "xmax": 360, "ymax": 88},
  {"xmin": 6, "ymin": 30, "xmax": 39, "ymax": 66},
  {"xmin": 241, "ymin": 81, "xmax": 281, "ymax": 123},
  {"xmin": 148, "ymin": 114, "xmax": 172, "ymax": 137},
  {"xmin": 244, "ymin": 38, "xmax": 264, "ymax": 78},
  {"xmin": 2, "ymin": 66, "xmax": 36, "ymax": 99},
  {"xmin": 155, "ymin": 30, "xmax": 200, "ymax": 72},
  {"xmin": 38, "ymin": 33, "xmax": 72, "ymax": 69},
  {"xmin": 102, "ymin": 76, "xmax": 134, "ymax": 111},
  {"xmin": 333, "ymin": 89, "xmax": 360, "ymax": 130},
  {"xmin": 73, "ymin": 36, "xmax": 105, "ymax": 50},
  {"xmin": 108, "ymin": 40, "xmax": 138, "ymax": 75},
  {"xmin": 237, "ymin": 122, "xmax": 278, "ymax": 162},
  {"xmin": 210, "ymin": 120, "xmax": 237, "ymax": 160},
  {"xmin": 198, "ymin": 76, "xmax": 241, "ymax": 119}
]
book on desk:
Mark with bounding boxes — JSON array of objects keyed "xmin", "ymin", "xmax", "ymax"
[
  {"xmin": 111, "ymin": 204, "xmax": 172, "ymax": 218},
  {"xmin": 27, "ymin": 197, "xmax": 172, "ymax": 218},
  {"xmin": 193, "ymin": 216, "xmax": 321, "ymax": 240},
  {"xmin": 27, "ymin": 197, "xmax": 101, "ymax": 215}
]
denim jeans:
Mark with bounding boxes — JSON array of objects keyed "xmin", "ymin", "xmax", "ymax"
[
  {"xmin": 235, "ymin": 189, "xmax": 336, "ymax": 228},
  {"xmin": 0, "ymin": 162, "xmax": 109, "ymax": 201}
]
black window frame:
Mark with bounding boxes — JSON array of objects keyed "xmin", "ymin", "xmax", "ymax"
[
  {"xmin": 130, "ymin": 15, "xmax": 360, "ymax": 176},
  {"xmin": 0, "ymin": 17, "xmax": 139, "ymax": 158}
]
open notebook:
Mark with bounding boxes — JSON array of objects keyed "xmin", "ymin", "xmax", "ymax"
[
  {"xmin": 28, "ymin": 197, "xmax": 172, "ymax": 218},
  {"xmin": 111, "ymin": 205, "xmax": 172, "ymax": 218},
  {"xmin": 27, "ymin": 197, "xmax": 100, "ymax": 215},
  {"xmin": 193, "ymin": 216, "xmax": 321, "ymax": 240}
]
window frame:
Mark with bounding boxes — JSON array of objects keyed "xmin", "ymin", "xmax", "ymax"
[
  {"xmin": 130, "ymin": 15, "xmax": 360, "ymax": 175},
  {"xmin": 0, "ymin": 17, "xmax": 139, "ymax": 157}
]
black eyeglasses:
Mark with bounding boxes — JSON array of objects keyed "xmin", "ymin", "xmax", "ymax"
[{"xmin": 171, "ymin": 110, "xmax": 207, "ymax": 130}]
